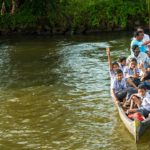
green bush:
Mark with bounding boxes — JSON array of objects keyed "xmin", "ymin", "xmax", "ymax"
[{"xmin": 0, "ymin": 0, "xmax": 148, "ymax": 33}]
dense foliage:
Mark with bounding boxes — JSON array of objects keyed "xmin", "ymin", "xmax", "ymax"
[{"xmin": 0, "ymin": 0, "xmax": 148, "ymax": 34}]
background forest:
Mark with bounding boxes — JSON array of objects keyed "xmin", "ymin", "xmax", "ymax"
[{"xmin": 0, "ymin": 0, "xmax": 148, "ymax": 34}]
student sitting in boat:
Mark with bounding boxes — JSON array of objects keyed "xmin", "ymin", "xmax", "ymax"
[
  {"xmin": 140, "ymin": 71, "xmax": 150, "ymax": 90},
  {"xmin": 138, "ymin": 48, "xmax": 150, "ymax": 78},
  {"xmin": 131, "ymin": 31, "xmax": 150, "ymax": 53},
  {"xmin": 118, "ymin": 56, "xmax": 126, "ymax": 72},
  {"xmin": 111, "ymin": 69, "xmax": 138, "ymax": 104},
  {"xmin": 127, "ymin": 84, "xmax": 150, "ymax": 118},
  {"xmin": 127, "ymin": 45, "xmax": 148, "ymax": 65},
  {"xmin": 106, "ymin": 47, "xmax": 120, "ymax": 83},
  {"xmin": 124, "ymin": 58, "xmax": 140, "ymax": 86},
  {"xmin": 144, "ymin": 46, "xmax": 150, "ymax": 69}
]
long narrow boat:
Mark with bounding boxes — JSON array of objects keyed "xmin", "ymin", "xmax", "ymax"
[{"xmin": 115, "ymin": 101, "xmax": 150, "ymax": 143}]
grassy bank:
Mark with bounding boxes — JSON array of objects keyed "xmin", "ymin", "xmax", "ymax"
[{"xmin": 0, "ymin": 0, "xmax": 148, "ymax": 35}]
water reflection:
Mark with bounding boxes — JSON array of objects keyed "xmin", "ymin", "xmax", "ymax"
[{"xmin": 0, "ymin": 33, "xmax": 149, "ymax": 149}]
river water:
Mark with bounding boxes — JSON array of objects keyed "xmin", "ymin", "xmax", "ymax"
[{"xmin": 0, "ymin": 33, "xmax": 150, "ymax": 150}]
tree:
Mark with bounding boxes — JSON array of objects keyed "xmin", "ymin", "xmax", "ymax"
[
  {"xmin": 1, "ymin": 1, "xmax": 6, "ymax": 15},
  {"xmin": 146, "ymin": 0, "xmax": 150, "ymax": 30},
  {"xmin": 11, "ymin": 0, "xmax": 16, "ymax": 14}
]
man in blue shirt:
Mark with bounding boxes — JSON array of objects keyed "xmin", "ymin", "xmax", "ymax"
[{"xmin": 131, "ymin": 31, "xmax": 150, "ymax": 53}]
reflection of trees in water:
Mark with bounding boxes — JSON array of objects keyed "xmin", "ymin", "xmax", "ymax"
[
  {"xmin": 0, "ymin": 43, "xmax": 12, "ymax": 88},
  {"xmin": 0, "ymin": 37, "xmax": 64, "ymax": 89}
]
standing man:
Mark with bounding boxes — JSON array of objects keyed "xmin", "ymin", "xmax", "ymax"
[
  {"xmin": 136, "ymin": 27, "xmax": 150, "ymax": 42},
  {"xmin": 131, "ymin": 31, "xmax": 150, "ymax": 53}
]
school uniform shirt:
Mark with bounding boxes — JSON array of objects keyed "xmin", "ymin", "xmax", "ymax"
[
  {"xmin": 133, "ymin": 34, "xmax": 150, "ymax": 42},
  {"xmin": 111, "ymin": 78, "xmax": 127, "ymax": 93},
  {"xmin": 109, "ymin": 70, "xmax": 116, "ymax": 85},
  {"xmin": 118, "ymin": 63, "xmax": 126, "ymax": 72},
  {"xmin": 127, "ymin": 52, "xmax": 148, "ymax": 65},
  {"xmin": 141, "ymin": 92, "xmax": 150, "ymax": 111},
  {"xmin": 131, "ymin": 39, "xmax": 147, "ymax": 53},
  {"xmin": 123, "ymin": 66, "xmax": 140, "ymax": 78},
  {"xmin": 143, "ymin": 34, "xmax": 150, "ymax": 41},
  {"xmin": 142, "ymin": 34, "xmax": 150, "ymax": 51},
  {"xmin": 145, "ymin": 57, "xmax": 150, "ymax": 68}
]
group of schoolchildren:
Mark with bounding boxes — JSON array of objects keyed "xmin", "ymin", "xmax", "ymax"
[{"xmin": 107, "ymin": 27, "xmax": 150, "ymax": 120}]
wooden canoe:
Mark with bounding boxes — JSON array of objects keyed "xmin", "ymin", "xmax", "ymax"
[{"xmin": 115, "ymin": 102, "xmax": 150, "ymax": 143}]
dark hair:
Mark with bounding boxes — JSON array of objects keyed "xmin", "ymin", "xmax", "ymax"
[
  {"xmin": 112, "ymin": 61, "xmax": 119, "ymax": 67},
  {"xmin": 130, "ymin": 58, "xmax": 137, "ymax": 63},
  {"xmin": 138, "ymin": 84, "xmax": 146, "ymax": 90},
  {"xmin": 143, "ymin": 71, "xmax": 150, "ymax": 80},
  {"xmin": 134, "ymin": 31, "xmax": 143, "ymax": 37},
  {"xmin": 118, "ymin": 56, "xmax": 126, "ymax": 63},
  {"xmin": 132, "ymin": 45, "xmax": 139, "ymax": 52},
  {"xmin": 115, "ymin": 69, "xmax": 123, "ymax": 75}
]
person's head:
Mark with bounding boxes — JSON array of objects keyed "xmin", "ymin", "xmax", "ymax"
[
  {"xmin": 142, "ymin": 71, "xmax": 150, "ymax": 80},
  {"xmin": 136, "ymin": 27, "xmax": 144, "ymax": 33},
  {"xmin": 118, "ymin": 56, "xmax": 126, "ymax": 66},
  {"xmin": 134, "ymin": 31, "xmax": 144, "ymax": 41},
  {"xmin": 129, "ymin": 58, "xmax": 137, "ymax": 69},
  {"xmin": 132, "ymin": 45, "xmax": 140, "ymax": 57},
  {"xmin": 115, "ymin": 69, "xmax": 123, "ymax": 81},
  {"xmin": 112, "ymin": 61, "xmax": 119, "ymax": 71},
  {"xmin": 138, "ymin": 84, "xmax": 147, "ymax": 97}
]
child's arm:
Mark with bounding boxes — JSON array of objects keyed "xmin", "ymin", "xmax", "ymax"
[
  {"xmin": 142, "ymin": 40, "xmax": 150, "ymax": 45},
  {"xmin": 106, "ymin": 47, "xmax": 112, "ymax": 70},
  {"xmin": 138, "ymin": 63, "xmax": 146, "ymax": 74},
  {"xmin": 125, "ymin": 73, "xmax": 134, "ymax": 78},
  {"xmin": 127, "ymin": 108, "xmax": 137, "ymax": 114},
  {"xmin": 127, "ymin": 78, "xmax": 138, "ymax": 90},
  {"xmin": 124, "ymin": 69, "xmax": 134, "ymax": 78}
]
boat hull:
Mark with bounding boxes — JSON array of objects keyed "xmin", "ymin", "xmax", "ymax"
[{"xmin": 115, "ymin": 102, "xmax": 150, "ymax": 143}]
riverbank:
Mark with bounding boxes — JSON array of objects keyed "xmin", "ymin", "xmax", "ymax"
[
  {"xmin": 0, "ymin": 25, "xmax": 149, "ymax": 36},
  {"xmin": 0, "ymin": 0, "xmax": 148, "ymax": 35}
]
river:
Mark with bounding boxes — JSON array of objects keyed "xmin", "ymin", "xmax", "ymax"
[{"xmin": 0, "ymin": 33, "xmax": 149, "ymax": 150}]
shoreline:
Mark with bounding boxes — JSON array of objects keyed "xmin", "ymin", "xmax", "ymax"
[{"xmin": 0, "ymin": 28, "xmax": 147, "ymax": 36}]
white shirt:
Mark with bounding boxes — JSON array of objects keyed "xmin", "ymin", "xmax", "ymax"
[
  {"xmin": 143, "ymin": 34, "xmax": 150, "ymax": 41},
  {"xmin": 141, "ymin": 92, "xmax": 150, "ymax": 111},
  {"xmin": 131, "ymin": 34, "xmax": 150, "ymax": 53},
  {"xmin": 143, "ymin": 34, "xmax": 150, "ymax": 50},
  {"xmin": 132, "ymin": 34, "xmax": 150, "ymax": 42},
  {"xmin": 127, "ymin": 52, "xmax": 148, "ymax": 64},
  {"xmin": 109, "ymin": 70, "xmax": 116, "ymax": 86},
  {"xmin": 124, "ymin": 66, "xmax": 140, "ymax": 78},
  {"xmin": 111, "ymin": 78, "xmax": 127, "ymax": 93},
  {"xmin": 118, "ymin": 63, "xmax": 126, "ymax": 72}
]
